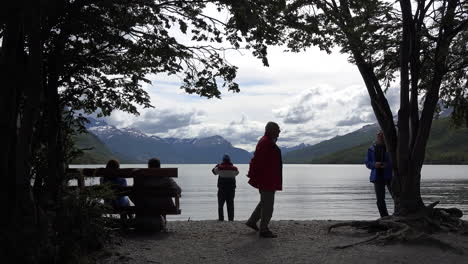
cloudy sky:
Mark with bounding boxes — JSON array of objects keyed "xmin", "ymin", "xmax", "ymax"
[
  {"xmin": 102, "ymin": 44, "xmax": 400, "ymax": 152},
  {"xmin": 100, "ymin": 8, "xmax": 401, "ymax": 152}
]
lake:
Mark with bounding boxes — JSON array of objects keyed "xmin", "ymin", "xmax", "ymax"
[{"xmin": 69, "ymin": 164, "xmax": 468, "ymax": 221}]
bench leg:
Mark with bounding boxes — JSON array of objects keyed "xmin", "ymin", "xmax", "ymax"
[{"xmin": 175, "ymin": 196, "xmax": 180, "ymax": 210}]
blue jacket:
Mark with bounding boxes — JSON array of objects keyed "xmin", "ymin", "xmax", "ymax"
[
  {"xmin": 365, "ymin": 144, "xmax": 393, "ymax": 182},
  {"xmin": 104, "ymin": 177, "xmax": 131, "ymax": 208}
]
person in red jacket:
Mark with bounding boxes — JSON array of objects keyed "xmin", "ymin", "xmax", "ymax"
[{"xmin": 245, "ymin": 121, "xmax": 282, "ymax": 238}]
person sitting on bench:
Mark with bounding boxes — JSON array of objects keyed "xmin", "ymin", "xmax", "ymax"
[
  {"xmin": 102, "ymin": 159, "xmax": 132, "ymax": 220},
  {"xmin": 133, "ymin": 158, "xmax": 181, "ymax": 230}
]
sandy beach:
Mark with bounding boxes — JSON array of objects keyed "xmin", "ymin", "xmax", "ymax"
[{"xmin": 95, "ymin": 220, "xmax": 468, "ymax": 264}]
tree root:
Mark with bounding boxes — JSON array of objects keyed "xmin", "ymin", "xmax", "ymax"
[
  {"xmin": 334, "ymin": 234, "xmax": 380, "ymax": 249},
  {"xmin": 328, "ymin": 203, "xmax": 468, "ymax": 253}
]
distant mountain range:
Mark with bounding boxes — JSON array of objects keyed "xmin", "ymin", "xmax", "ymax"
[
  {"xmin": 73, "ymin": 116, "xmax": 467, "ymax": 165},
  {"xmin": 72, "ymin": 118, "xmax": 311, "ymax": 164},
  {"xmin": 279, "ymin": 143, "xmax": 311, "ymax": 154},
  {"xmin": 283, "ymin": 123, "xmax": 379, "ymax": 163},
  {"xmin": 72, "ymin": 118, "xmax": 255, "ymax": 164},
  {"xmin": 283, "ymin": 117, "xmax": 468, "ymax": 164},
  {"xmin": 72, "ymin": 131, "xmax": 125, "ymax": 164}
]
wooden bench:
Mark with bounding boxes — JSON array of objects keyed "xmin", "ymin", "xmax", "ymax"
[{"xmin": 67, "ymin": 167, "xmax": 181, "ymax": 216}]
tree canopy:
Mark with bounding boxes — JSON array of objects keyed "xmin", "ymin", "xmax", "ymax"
[{"xmin": 0, "ymin": 1, "xmax": 284, "ymax": 262}]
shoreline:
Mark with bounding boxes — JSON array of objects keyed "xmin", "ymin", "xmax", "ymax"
[
  {"xmin": 70, "ymin": 163, "xmax": 468, "ymax": 165},
  {"xmin": 96, "ymin": 220, "xmax": 468, "ymax": 264}
]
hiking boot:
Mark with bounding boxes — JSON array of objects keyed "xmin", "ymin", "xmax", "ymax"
[
  {"xmin": 245, "ymin": 221, "xmax": 259, "ymax": 231},
  {"xmin": 259, "ymin": 230, "xmax": 277, "ymax": 238}
]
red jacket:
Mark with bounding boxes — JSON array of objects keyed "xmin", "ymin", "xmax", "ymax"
[{"xmin": 248, "ymin": 135, "xmax": 283, "ymax": 191}]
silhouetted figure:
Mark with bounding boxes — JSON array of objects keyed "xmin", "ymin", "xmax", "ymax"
[
  {"xmin": 212, "ymin": 154, "xmax": 239, "ymax": 221},
  {"xmin": 365, "ymin": 130, "xmax": 393, "ymax": 217},
  {"xmin": 103, "ymin": 159, "xmax": 132, "ymax": 220},
  {"xmin": 133, "ymin": 158, "xmax": 181, "ymax": 231},
  {"xmin": 246, "ymin": 122, "xmax": 282, "ymax": 238}
]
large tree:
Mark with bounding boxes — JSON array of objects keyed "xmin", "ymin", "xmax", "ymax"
[
  {"xmin": 236, "ymin": 0, "xmax": 467, "ymax": 241},
  {"xmin": 279, "ymin": 0, "xmax": 468, "ymax": 214},
  {"xmin": 0, "ymin": 0, "xmax": 279, "ymax": 262}
]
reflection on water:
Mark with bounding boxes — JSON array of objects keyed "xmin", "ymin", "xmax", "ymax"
[{"xmin": 70, "ymin": 164, "xmax": 468, "ymax": 221}]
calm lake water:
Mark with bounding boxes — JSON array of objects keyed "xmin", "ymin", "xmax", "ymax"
[{"xmin": 70, "ymin": 164, "xmax": 468, "ymax": 221}]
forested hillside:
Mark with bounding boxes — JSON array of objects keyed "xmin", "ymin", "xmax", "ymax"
[{"xmin": 285, "ymin": 118, "xmax": 468, "ymax": 164}]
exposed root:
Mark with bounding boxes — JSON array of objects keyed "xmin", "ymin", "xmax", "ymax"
[
  {"xmin": 328, "ymin": 220, "xmax": 381, "ymax": 233},
  {"xmin": 334, "ymin": 234, "xmax": 380, "ymax": 249},
  {"xmin": 328, "ymin": 203, "xmax": 468, "ymax": 253}
]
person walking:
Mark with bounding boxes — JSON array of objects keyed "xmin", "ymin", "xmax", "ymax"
[
  {"xmin": 212, "ymin": 154, "xmax": 239, "ymax": 221},
  {"xmin": 245, "ymin": 121, "xmax": 282, "ymax": 238},
  {"xmin": 365, "ymin": 130, "xmax": 393, "ymax": 217}
]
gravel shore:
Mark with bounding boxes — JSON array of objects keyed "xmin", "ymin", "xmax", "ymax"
[{"xmin": 96, "ymin": 220, "xmax": 468, "ymax": 264}]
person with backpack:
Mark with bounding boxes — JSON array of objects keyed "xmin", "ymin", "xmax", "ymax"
[{"xmin": 212, "ymin": 154, "xmax": 239, "ymax": 221}]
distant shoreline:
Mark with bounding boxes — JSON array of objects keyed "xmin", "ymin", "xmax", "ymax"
[{"xmin": 70, "ymin": 162, "xmax": 468, "ymax": 165}]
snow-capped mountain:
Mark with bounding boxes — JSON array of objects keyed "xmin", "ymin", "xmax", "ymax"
[
  {"xmin": 84, "ymin": 117, "xmax": 252, "ymax": 164},
  {"xmin": 280, "ymin": 143, "xmax": 311, "ymax": 154}
]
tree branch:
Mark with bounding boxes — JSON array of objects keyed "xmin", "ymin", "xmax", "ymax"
[
  {"xmin": 413, "ymin": 0, "xmax": 458, "ymax": 167},
  {"xmin": 448, "ymin": 19, "xmax": 468, "ymax": 39},
  {"xmin": 397, "ymin": 0, "xmax": 412, "ymax": 180}
]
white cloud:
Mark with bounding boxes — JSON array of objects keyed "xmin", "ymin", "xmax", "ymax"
[
  {"xmin": 131, "ymin": 108, "xmax": 205, "ymax": 133},
  {"xmin": 104, "ymin": 43, "xmax": 401, "ymax": 151},
  {"xmin": 273, "ymin": 88, "xmax": 327, "ymax": 124}
]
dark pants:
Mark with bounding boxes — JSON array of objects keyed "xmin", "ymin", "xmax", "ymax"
[
  {"xmin": 218, "ymin": 187, "xmax": 235, "ymax": 221},
  {"xmin": 247, "ymin": 190, "xmax": 275, "ymax": 231},
  {"xmin": 374, "ymin": 179, "xmax": 392, "ymax": 217}
]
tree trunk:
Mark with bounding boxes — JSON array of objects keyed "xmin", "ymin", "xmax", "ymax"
[
  {"xmin": 392, "ymin": 0, "xmax": 459, "ymax": 216},
  {"xmin": 0, "ymin": 5, "xmax": 23, "ymax": 230},
  {"xmin": 8, "ymin": 2, "xmax": 45, "ymax": 262},
  {"xmin": 45, "ymin": 63, "xmax": 60, "ymax": 203},
  {"xmin": 389, "ymin": 0, "xmax": 426, "ymax": 216},
  {"xmin": 393, "ymin": 163, "xmax": 425, "ymax": 215},
  {"xmin": 44, "ymin": 21, "xmax": 68, "ymax": 204},
  {"xmin": 15, "ymin": 0, "xmax": 43, "ymax": 207}
]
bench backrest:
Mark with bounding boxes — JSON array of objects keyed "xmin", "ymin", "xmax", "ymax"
[
  {"xmin": 67, "ymin": 167, "xmax": 181, "ymax": 215},
  {"xmin": 67, "ymin": 168, "xmax": 178, "ymax": 188},
  {"xmin": 67, "ymin": 168, "xmax": 177, "ymax": 177}
]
